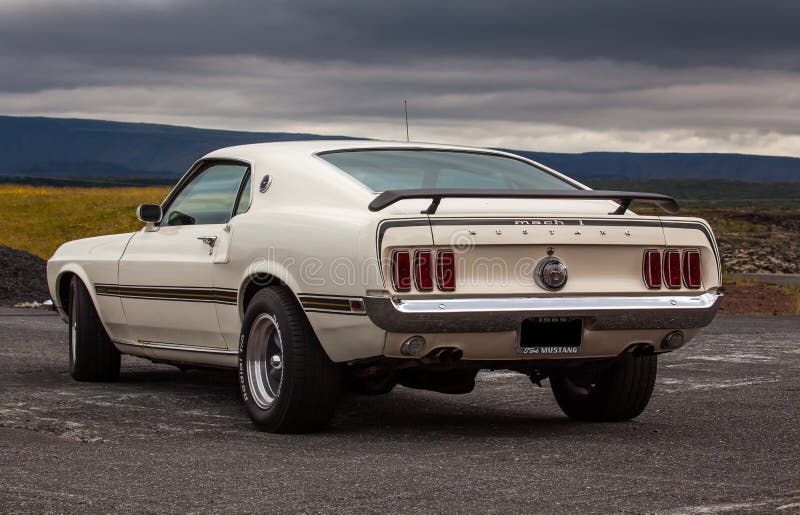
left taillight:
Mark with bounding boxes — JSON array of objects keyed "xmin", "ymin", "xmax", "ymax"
[
  {"xmin": 391, "ymin": 250, "xmax": 411, "ymax": 291},
  {"xmin": 391, "ymin": 248, "xmax": 456, "ymax": 291}
]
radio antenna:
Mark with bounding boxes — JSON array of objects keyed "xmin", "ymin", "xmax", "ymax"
[{"xmin": 404, "ymin": 99, "xmax": 410, "ymax": 142}]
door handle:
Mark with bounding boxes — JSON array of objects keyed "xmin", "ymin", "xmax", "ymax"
[{"xmin": 198, "ymin": 236, "xmax": 217, "ymax": 254}]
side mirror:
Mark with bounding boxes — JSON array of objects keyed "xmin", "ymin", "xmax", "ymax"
[{"xmin": 137, "ymin": 204, "xmax": 162, "ymax": 223}]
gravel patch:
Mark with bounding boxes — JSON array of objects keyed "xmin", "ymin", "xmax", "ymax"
[{"xmin": 0, "ymin": 245, "xmax": 50, "ymax": 305}]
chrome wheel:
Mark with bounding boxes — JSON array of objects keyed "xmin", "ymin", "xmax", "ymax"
[
  {"xmin": 70, "ymin": 302, "xmax": 78, "ymax": 365},
  {"xmin": 246, "ymin": 313, "xmax": 284, "ymax": 409},
  {"xmin": 71, "ymin": 320, "xmax": 78, "ymax": 364}
]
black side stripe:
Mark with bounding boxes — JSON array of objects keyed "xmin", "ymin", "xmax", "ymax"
[
  {"xmin": 298, "ymin": 294, "xmax": 366, "ymax": 316},
  {"xmin": 96, "ymin": 285, "xmax": 369, "ymax": 314},
  {"xmin": 375, "ymin": 218, "xmax": 432, "ymax": 287},
  {"xmin": 660, "ymin": 220, "xmax": 722, "ymax": 282},
  {"xmin": 95, "ymin": 284, "xmax": 238, "ymax": 305}
]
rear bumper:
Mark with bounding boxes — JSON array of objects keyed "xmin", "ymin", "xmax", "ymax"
[{"xmin": 364, "ymin": 292, "xmax": 723, "ymax": 333}]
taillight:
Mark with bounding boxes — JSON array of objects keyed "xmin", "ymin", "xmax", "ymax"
[
  {"xmin": 663, "ymin": 250, "xmax": 681, "ymax": 289},
  {"xmin": 643, "ymin": 250, "xmax": 662, "ymax": 289},
  {"xmin": 413, "ymin": 250, "xmax": 434, "ymax": 291},
  {"xmin": 436, "ymin": 249, "xmax": 456, "ymax": 291},
  {"xmin": 391, "ymin": 248, "xmax": 456, "ymax": 292},
  {"xmin": 391, "ymin": 250, "xmax": 411, "ymax": 291},
  {"xmin": 683, "ymin": 250, "xmax": 701, "ymax": 288}
]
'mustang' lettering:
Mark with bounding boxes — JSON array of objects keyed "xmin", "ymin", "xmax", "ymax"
[{"xmin": 522, "ymin": 347, "xmax": 580, "ymax": 354}]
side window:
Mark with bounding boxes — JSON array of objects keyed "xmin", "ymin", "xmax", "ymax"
[
  {"xmin": 163, "ymin": 163, "xmax": 249, "ymax": 226},
  {"xmin": 234, "ymin": 172, "xmax": 252, "ymax": 217}
]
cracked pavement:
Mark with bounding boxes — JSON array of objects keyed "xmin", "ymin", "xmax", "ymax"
[{"xmin": 1, "ymin": 309, "xmax": 799, "ymax": 513}]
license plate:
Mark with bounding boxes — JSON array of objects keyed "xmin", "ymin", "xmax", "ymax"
[{"xmin": 518, "ymin": 317, "xmax": 583, "ymax": 355}]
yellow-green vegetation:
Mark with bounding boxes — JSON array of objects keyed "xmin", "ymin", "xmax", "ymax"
[
  {"xmin": 0, "ymin": 184, "xmax": 171, "ymax": 259},
  {"xmin": 720, "ymin": 276, "xmax": 800, "ymax": 316},
  {"xmin": 2, "ymin": 183, "xmax": 799, "ymax": 316}
]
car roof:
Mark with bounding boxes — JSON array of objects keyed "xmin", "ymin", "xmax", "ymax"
[
  {"xmin": 201, "ymin": 139, "xmax": 586, "ymax": 197},
  {"xmin": 204, "ymin": 139, "xmax": 512, "ymax": 160}
]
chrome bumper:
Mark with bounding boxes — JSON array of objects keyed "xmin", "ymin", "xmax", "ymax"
[{"xmin": 364, "ymin": 292, "xmax": 723, "ymax": 333}]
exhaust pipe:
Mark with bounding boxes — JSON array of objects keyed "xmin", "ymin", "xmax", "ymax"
[
  {"xmin": 630, "ymin": 343, "xmax": 655, "ymax": 356},
  {"xmin": 432, "ymin": 347, "xmax": 463, "ymax": 362},
  {"xmin": 661, "ymin": 331, "xmax": 685, "ymax": 350}
]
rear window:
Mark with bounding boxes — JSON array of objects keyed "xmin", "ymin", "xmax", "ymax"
[{"xmin": 319, "ymin": 149, "xmax": 577, "ymax": 192}]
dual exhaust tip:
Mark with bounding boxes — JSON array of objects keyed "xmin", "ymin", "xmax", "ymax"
[
  {"xmin": 661, "ymin": 330, "xmax": 685, "ymax": 350},
  {"xmin": 432, "ymin": 347, "xmax": 464, "ymax": 361},
  {"xmin": 401, "ymin": 331, "xmax": 684, "ymax": 358},
  {"xmin": 400, "ymin": 335, "xmax": 463, "ymax": 361},
  {"xmin": 629, "ymin": 331, "xmax": 685, "ymax": 355}
]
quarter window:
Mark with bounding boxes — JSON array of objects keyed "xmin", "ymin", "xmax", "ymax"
[
  {"xmin": 163, "ymin": 163, "xmax": 249, "ymax": 226},
  {"xmin": 234, "ymin": 172, "xmax": 252, "ymax": 217}
]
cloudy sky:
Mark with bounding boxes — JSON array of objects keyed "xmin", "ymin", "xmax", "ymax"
[{"xmin": 2, "ymin": 0, "xmax": 799, "ymax": 155}]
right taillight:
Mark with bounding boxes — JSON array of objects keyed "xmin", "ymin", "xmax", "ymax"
[
  {"xmin": 391, "ymin": 250, "xmax": 411, "ymax": 291},
  {"xmin": 436, "ymin": 249, "xmax": 456, "ymax": 291},
  {"xmin": 643, "ymin": 250, "xmax": 662, "ymax": 289},
  {"xmin": 663, "ymin": 249, "xmax": 682, "ymax": 289},
  {"xmin": 683, "ymin": 250, "xmax": 701, "ymax": 288}
]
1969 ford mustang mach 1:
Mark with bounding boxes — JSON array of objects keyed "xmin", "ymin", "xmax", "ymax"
[{"xmin": 47, "ymin": 141, "xmax": 722, "ymax": 432}]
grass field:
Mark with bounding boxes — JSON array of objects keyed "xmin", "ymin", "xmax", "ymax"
[
  {"xmin": 0, "ymin": 184, "xmax": 170, "ymax": 259},
  {"xmin": 1, "ymin": 182, "xmax": 798, "ymax": 314}
]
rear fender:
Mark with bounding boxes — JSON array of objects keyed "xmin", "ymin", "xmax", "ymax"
[
  {"xmin": 660, "ymin": 217, "xmax": 722, "ymax": 289},
  {"xmin": 236, "ymin": 259, "xmax": 304, "ymax": 321}
]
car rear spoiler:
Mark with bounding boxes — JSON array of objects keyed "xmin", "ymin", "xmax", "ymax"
[{"xmin": 368, "ymin": 189, "xmax": 680, "ymax": 215}]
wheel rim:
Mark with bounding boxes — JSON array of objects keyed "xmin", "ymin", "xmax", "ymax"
[
  {"xmin": 246, "ymin": 314, "xmax": 284, "ymax": 409},
  {"xmin": 70, "ymin": 303, "xmax": 77, "ymax": 365}
]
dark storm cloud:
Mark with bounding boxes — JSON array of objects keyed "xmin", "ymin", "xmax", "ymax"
[
  {"xmin": 2, "ymin": 0, "xmax": 799, "ymax": 156},
  {"xmin": 1, "ymin": 0, "xmax": 798, "ymax": 69}
]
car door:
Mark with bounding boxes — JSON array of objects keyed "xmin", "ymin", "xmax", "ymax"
[{"xmin": 118, "ymin": 160, "xmax": 250, "ymax": 348}]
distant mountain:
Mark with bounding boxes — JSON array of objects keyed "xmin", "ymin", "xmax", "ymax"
[
  {"xmin": 509, "ymin": 150, "xmax": 800, "ymax": 183},
  {"xmin": 1, "ymin": 115, "xmax": 799, "ymax": 182},
  {"xmin": 0, "ymin": 115, "xmax": 354, "ymax": 178}
]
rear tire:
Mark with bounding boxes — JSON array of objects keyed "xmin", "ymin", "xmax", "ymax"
[
  {"xmin": 550, "ymin": 352, "xmax": 657, "ymax": 421},
  {"xmin": 68, "ymin": 277, "xmax": 121, "ymax": 382},
  {"xmin": 238, "ymin": 287, "xmax": 341, "ymax": 433}
]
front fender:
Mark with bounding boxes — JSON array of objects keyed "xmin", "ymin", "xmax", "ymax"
[
  {"xmin": 46, "ymin": 232, "xmax": 135, "ymax": 335},
  {"xmin": 51, "ymin": 263, "xmax": 95, "ymax": 313}
]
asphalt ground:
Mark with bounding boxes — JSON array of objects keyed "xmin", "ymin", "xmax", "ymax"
[{"xmin": 1, "ymin": 309, "xmax": 798, "ymax": 513}]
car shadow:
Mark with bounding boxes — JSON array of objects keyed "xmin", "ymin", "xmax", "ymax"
[
  {"xmin": 331, "ymin": 391, "xmax": 591, "ymax": 437},
  {"xmin": 112, "ymin": 366, "xmax": 637, "ymax": 438}
]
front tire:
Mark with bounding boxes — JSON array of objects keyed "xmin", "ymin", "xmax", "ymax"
[
  {"xmin": 68, "ymin": 277, "xmax": 121, "ymax": 381},
  {"xmin": 550, "ymin": 352, "xmax": 657, "ymax": 422},
  {"xmin": 238, "ymin": 287, "xmax": 341, "ymax": 433}
]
